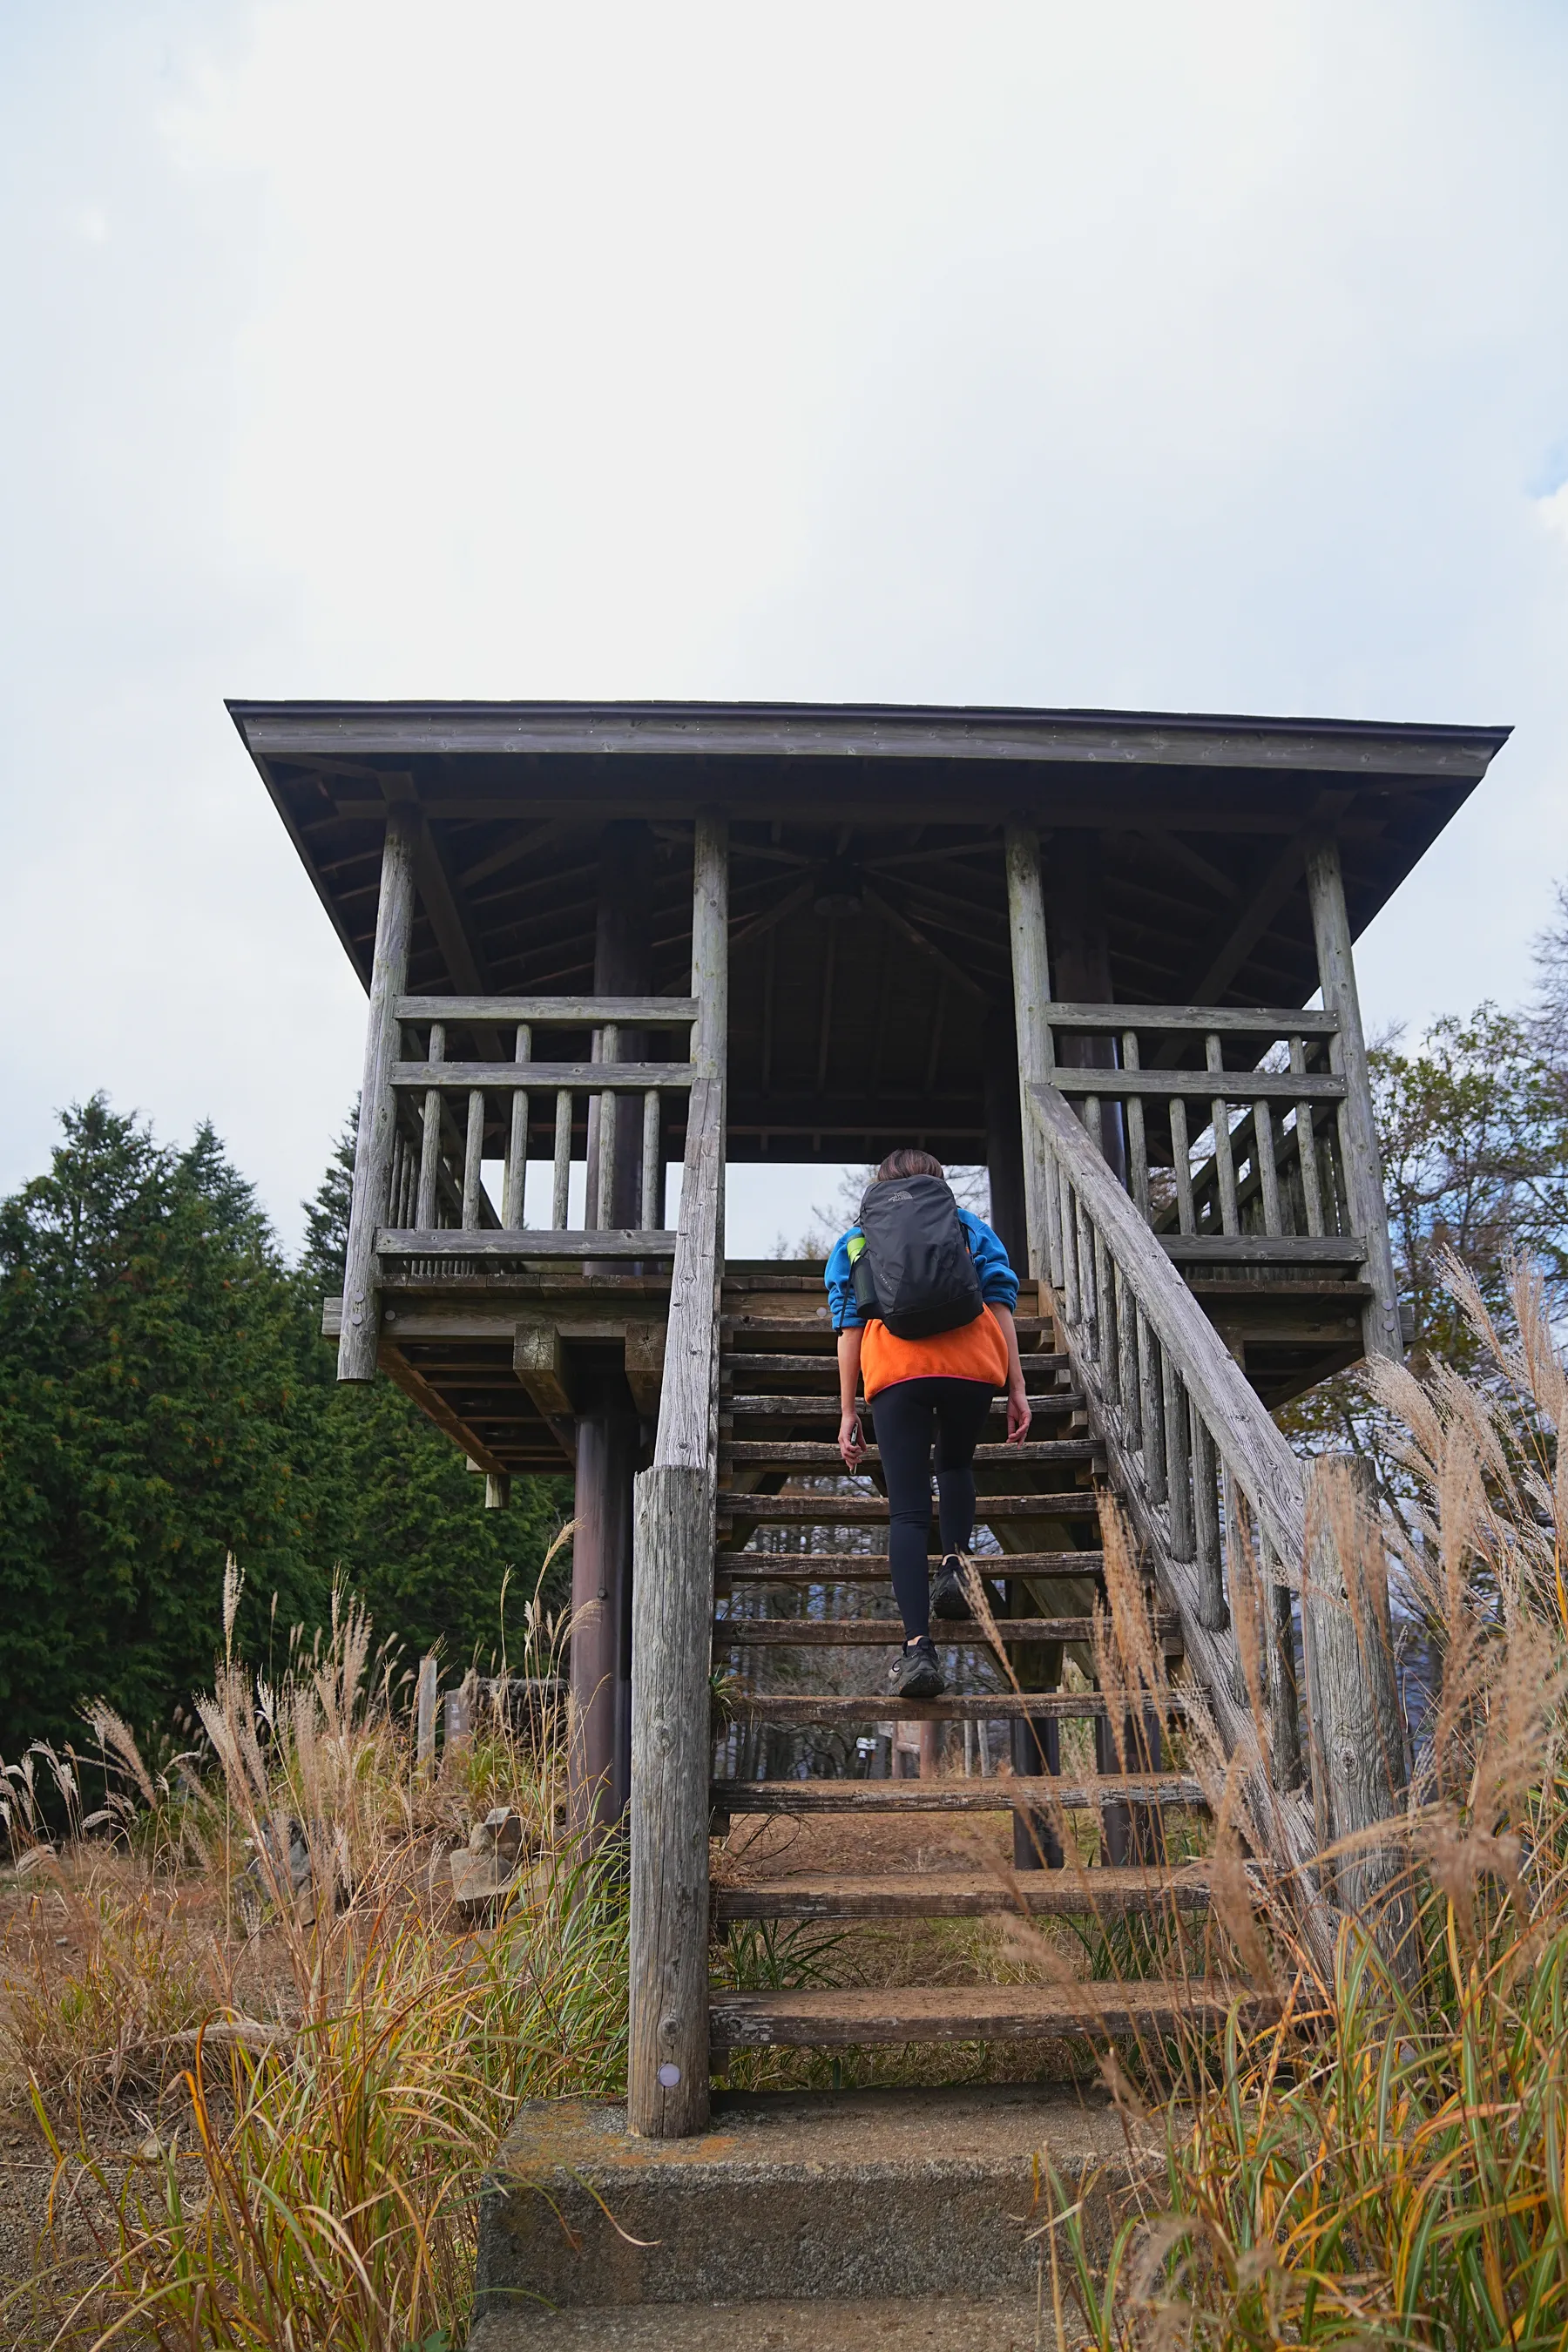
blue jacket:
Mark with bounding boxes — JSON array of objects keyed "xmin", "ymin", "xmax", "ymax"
[{"xmin": 825, "ymin": 1206, "xmax": 1019, "ymax": 1331}]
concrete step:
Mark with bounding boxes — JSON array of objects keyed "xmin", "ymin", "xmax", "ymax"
[{"xmin": 471, "ymin": 2085, "xmax": 1146, "ymax": 2334}]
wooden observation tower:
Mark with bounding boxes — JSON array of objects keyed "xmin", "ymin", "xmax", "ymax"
[{"xmin": 234, "ymin": 697, "xmax": 1507, "ymax": 2136}]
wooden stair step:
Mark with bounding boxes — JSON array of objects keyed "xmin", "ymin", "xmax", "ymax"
[
  {"xmin": 732, "ymin": 1692, "xmax": 1182, "ymax": 1724},
  {"xmin": 721, "ymin": 1315, "xmax": 1059, "ymax": 1341},
  {"xmin": 720, "ymin": 1439, "xmax": 1100, "ymax": 1470},
  {"xmin": 709, "ymin": 1980, "xmax": 1272, "ymax": 2051},
  {"xmin": 713, "ymin": 1614, "xmax": 1169, "ymax": 1646},
  {"xmin": 719, "ymin": 1493, "xmax": 1103, "ymax": 1524},
  {"xmin": 725, "ymin": 1392, "xmax": 1082, "ymax": 1418},
  {"xmin": 713, "ymin": 1864, "xmax": 1213, "ymax": 1921},
  {"xmin": 712, "ymin": 1774, "xmax": 1204, "ymax": 1815},
  {"xmin": 724, "ymin": 1350, "xmax": 1071, "ymax": 1380},
  {"xmin": 714, "ymin": 1550, "xmax": 1106, "ymax": 1583}
]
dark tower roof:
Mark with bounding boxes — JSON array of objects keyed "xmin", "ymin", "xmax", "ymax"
[{"xmin": 231, "ymin": 697, "xmax": 1510, "ymax": 1165}]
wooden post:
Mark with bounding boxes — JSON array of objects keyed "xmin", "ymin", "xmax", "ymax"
[
  {"xmin": 1004, "ymin": 823, "xmax": 1054, "ymax": 1279},
  {"xmin": 1046, "ymin": 833, "xmax": 1127, "ymax": 1188},
  {"xmin": 1301, "ymin": 1453, "xmax": 1414, "ymax": 1974},
  {"xmin": 338, "ymin": 806, "xmax": 419, "ymax": 1380},
  {"xmin": 570, "ymin": 1409, "xmax": 638, "ymax": 1836},
  {"xmin": 594, "ymin": 821, "xmax": 654, "ymax": 1228},
  {"xmin": 982, "ymin": 1005, "xmax": 1030, "ymax": 1274},
  {"xmin": 415, "ymin": 1653, "xmax": 438, "ymax": 1776},
  {"xmin": 1304, "ymin": 835, "xmax": 1402, "ymax": 1362},
  {"xmin": 628, "ymin": 811, "xmax": 727, "ymax": 2138},
  {"xmin": 628, "ymin": 1465, "xmax": 714, "ymax": 2136}
]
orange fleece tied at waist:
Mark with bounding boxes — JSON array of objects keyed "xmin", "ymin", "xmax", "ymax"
[{"xmin": 862, "ymin": 1306, "xmax": 1009, "ymax": 1401}]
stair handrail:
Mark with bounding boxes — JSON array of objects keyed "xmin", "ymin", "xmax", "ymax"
[{"xmin": 1028, "ymin": 1080, "xmax": 1320, "ymax": 1888}]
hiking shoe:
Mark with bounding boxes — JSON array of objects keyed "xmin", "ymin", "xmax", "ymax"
[
  {"xmin": 892, "ymin": 1636, "xmax": 945, "ymax": 1700},
  {"xmin": 930, "ymin": 1555, "xmax": 972, "ymax": 1620}
]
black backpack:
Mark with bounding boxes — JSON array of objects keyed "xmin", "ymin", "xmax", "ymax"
[{"xmin": 849, "ymin": 1175, "xmax": 983, "ymax": 1340}]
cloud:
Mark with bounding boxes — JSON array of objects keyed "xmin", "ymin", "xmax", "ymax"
[{"xmin": 3, "ymin": 0, "xmax": 1568, "ymax": 1251}]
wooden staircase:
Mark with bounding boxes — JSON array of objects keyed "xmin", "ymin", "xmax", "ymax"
[
  {"xmin": 623, "ymin": 820, "xmax": 1369, "ymax": 2139},
  {"xmin": 701, "ymin": 1267, "xmax": 1254, "ymax": 2066}
]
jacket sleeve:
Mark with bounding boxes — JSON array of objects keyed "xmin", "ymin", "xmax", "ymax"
[
  {"xmin": 961, "ymin": 1210, "xmax": 1020, "ymax": 1311},
  {"xmin": 824, "ymin": 1231, "xmax": 864, "ymax": 1329}
]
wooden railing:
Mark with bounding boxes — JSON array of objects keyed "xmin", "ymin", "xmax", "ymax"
[
  {"xmin": 335, "ymin": 936, "xmax": 699, "ymax": 1373},
  {"xmin": 380, "ymin": 993, "xmax": 700, "ymax": 1261},
  {"xmin": 1042, "ymin": 1004, "xmax": 1360, "ymax": 1264},
  {"xmin": 1029, "ymin": 1082, "xmax": 1319, "ymax": 1887}
]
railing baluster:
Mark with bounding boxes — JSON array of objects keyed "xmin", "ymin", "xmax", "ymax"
[
  {"xmin": 1044, "ymin": 1148, "xmax": 1064, "ymax": 1288},
  {"xmin": 404, "ymin": 1124, "xmax": 422, "ymax": 1232},
  {"xmin": 1139, "ymin": 1309, "xmax": 1166, "ymax": 1503},
  {"xmin": 596, "ymin": 1022, "xmax": 620, "ymax": 1232},
  {"xmin": 640, "ymin": 1089, "xmax": 661, "ymax": 1230},
  {"xmin": 1289, "ymin": 1036, "xmax": 1325, "ymax": 1235},
  {"xmin": 1191, "ymin": 1407, "xmax": 1226, "ymax": 1630},
  {"xmin": 1254, "ymin": 1098, "xmax": 1282, "ymax": 1236},
  {"xmin": 1122, "ymin": 1031, "xmax": 1151, "ymax": 1218},
  {"xmin": 551, "ymin": 1089, "xmax": 572, "ymax": 1228},
  {"xmin": 1076, "ymin": 1195, "xmax": 1097, "ymax": 1351},
  {"xmin": 504, "ymin": 1024, "xmax": 531, "ymax": 1228},
  {"xmin": 1085, "ymin": 1093, "xmax": 1103, "ymax": 1156},
  {"xmin": 1169, "ymin": 1096, "xmax": 1195, "ymax": 1235},
  {"xmin": 1095, "ymin": 1230, "xmax": 1119, "ymax": 1403},
  {"xmin": 1206, "ymin": 1034, "xmax": 1239, "ymax": 1234},
  {"xmin": 1117, "ymin": 1262, "xmax": 1140, "ymax": 1446},
  {"xmin": 1164, "ymin": 1356, "xmax": 1194, "ymax": 1561},
  {"xmin": 462, "ymin": 1089, "xmax": 484, "ymax": 1231},
  {"xmin": 1059, "ymin": 1164, "xmax": 1080, "ymax": 1326},
  {"xmin": 416, "ymin": 1021, "xmax": 444, "ymax": 1227}
]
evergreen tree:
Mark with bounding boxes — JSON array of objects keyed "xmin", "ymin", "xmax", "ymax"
[
  {"xmin": 0, "ymin": 1100, "xmax": 571, "ymax": 1752},
  {"xmin": 0, "ymin": 1098, "xmax": 328, "ymax": 1746}
]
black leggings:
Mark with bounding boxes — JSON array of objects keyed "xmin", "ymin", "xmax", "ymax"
[{"xmin": 868, "ymin": 1377, "xmax": 995, "ymax": 1639}]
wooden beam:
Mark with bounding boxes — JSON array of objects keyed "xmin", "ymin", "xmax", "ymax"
[
  {"xmin": 1004, "ymin": 823, "xmax": 1055, "ymax": 1281},
  {"xmin": 397, "ymin": 995, "xmax": 696, "ymax": 1027},
  {"xmin": 1049, "ymin": 1068, "xmax": 1343, "ymax": 1102},
  {"xmin": 234, "ymin": 700, "xmax": 1508, "ymax": 781},
  {"xmin": 861, "ymin": 884, "xmax": 988, "ymax": 1002},
  {"xmin": 378, "ymin": 1228, "xmax": 677, "ymax": 1259},
  {"xmin": 1044, "ymin": 1002, "xmax": 1335, "ymax": 1035},
  {"xmin": 391, "ymin": 1059, "xmax": 695, "ymax": 1090},
  {"xmin": 1140, "ymin": 829, "xmax": 1239, "ymax": 900},
  {"xmin": 728, "ymin": 875, "xmax": 815, "ymax": 950},
  {"xmin": 456, "ymin": 818, "xmax": 575, "ymax": 889}
]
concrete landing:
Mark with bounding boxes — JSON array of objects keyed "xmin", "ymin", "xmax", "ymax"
[{"xmin": 471, "ymin": 2082, "xmax": 1155, "ymax": 2342}]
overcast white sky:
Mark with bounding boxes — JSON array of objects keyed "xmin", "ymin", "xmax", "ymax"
[{"xmin": 3, "ymin": 0, "xmax": 1567, "ymax": 1257}]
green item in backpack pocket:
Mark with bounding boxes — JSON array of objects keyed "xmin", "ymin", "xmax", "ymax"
[{"xmin": 848, "ymin": 1231, "xmax": 881, "ymax": 1319}]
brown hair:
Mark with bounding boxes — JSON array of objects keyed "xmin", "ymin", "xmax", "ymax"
[{"xmin": 875, "ymin": 1148, "xmax": 945, "ymax": 1182}]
